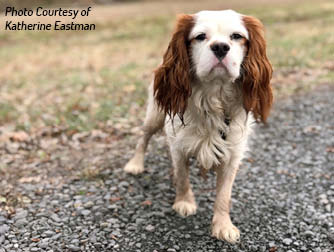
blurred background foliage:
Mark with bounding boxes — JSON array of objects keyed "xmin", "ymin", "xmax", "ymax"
[{"xmin": 0, "ymin": 0, "xmax": 333, "ymax": 134}]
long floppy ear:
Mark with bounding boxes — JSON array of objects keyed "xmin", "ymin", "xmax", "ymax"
[
  {"xmin": 241, "ymin": 15, "xmax": 273, "ymax": 123},
  {"xmin": 153, "ymin": 14, "xmax": 194, "ymax": 123}
]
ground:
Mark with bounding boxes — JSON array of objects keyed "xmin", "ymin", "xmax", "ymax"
[
  {"xmin": 1, "ymin": 85, "xmax": 333, "ymax": 252},
  {"xmin": 0, "ymin": 0, "xmax": 333, "ymax": 251}
]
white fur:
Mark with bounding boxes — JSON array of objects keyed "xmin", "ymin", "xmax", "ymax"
[
  {"xmin": 165, "ymin": 79, "xmax": 253, "ymax": 170},
  {"xmin": 190, "ymin": 10, "xmax": 248, "ymax": 81}
]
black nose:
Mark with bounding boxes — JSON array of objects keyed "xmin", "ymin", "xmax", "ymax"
[{"xmin": 210, "ymin": 42, "xmax": 230, "ymax": 60}]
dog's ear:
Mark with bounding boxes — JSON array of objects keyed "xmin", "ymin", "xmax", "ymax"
[
  {"xmin": 153, "ymin": 14, "xmax": 194, "ymax": 123},
  {"xmin": 241, "ymin": 15, "xmax": 273, "ymax": 123}
]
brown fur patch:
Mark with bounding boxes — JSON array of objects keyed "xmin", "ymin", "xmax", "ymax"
[
  {"xmin": 241, "ymin": 16, "xmax": 273, "ymax": 123},
  {"xmin": 153, "ymin": 14, "xmax": 195, "ymax": 124}
]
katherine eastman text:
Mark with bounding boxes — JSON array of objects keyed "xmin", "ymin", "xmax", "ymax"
[
  {"xmin": 4, "ymin": 6, "xmax": 95, "ymax": 31},
  {"xmin": 5, "ymin": 20, "xmax": 96, "ymax": 31}
]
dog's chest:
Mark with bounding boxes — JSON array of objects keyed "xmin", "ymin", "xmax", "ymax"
[{"xmin": 165, "ymin": 82, "xmax": 245, "ymax": 169}]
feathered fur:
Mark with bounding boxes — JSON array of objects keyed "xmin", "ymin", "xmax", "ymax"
[{"xmin": 153, "ymin": 14, "xmax": 194, "ymax": 123}]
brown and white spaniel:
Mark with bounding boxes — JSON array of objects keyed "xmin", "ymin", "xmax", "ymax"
[{"xmin": 124, "ymin": 10, "xmax": 273, "ymax": 243}]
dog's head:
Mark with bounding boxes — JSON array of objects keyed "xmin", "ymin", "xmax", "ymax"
[{"xmin": 154, "ymin": 10, "xmax": 273, "ymax": 122}]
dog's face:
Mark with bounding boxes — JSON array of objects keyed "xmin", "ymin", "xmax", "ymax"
[
  {"xmin": 154, "ymin": 10, "xmax": 273, "ymax": 123},
  {"xmin": 190, "ymin": 10, "xmax": 249, "ymax": 81}
]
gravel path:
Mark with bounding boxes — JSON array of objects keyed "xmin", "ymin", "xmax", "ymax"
[{"xmin": 0, "ymin": 85, "xmax": 333, "ymax": 252}]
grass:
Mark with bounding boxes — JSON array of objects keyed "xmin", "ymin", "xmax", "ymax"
[{"xmin": 0, "ymin": 0, "xmax": 333, "ymax": 133}]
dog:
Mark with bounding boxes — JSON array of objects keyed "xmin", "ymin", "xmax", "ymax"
[{"xmin": 124, "ymin": 10, "xmax": 273, "ymax": 243}]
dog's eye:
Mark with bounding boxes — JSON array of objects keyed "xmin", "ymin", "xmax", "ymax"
[
  {"xmin": 231, "ymin": 33, "xmax": 243, "ymax": 40},
  {"xmin": 195, "ymin": 33, "xmax": 206, "ymax": 41}
]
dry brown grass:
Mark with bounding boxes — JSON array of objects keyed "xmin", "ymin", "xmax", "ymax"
[{"xmin": 0, "ymin": 0, "xmax": 333, "ymax": 133}]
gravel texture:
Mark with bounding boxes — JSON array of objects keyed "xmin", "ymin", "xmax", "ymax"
[{"xmin": 0, "ymin": 85, "xmax": 333, "ymax": 251}]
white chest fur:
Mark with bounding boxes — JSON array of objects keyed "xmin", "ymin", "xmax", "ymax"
[{"xmin": 165, "ymin": 80, "xmax": 253, "ymax": 169}]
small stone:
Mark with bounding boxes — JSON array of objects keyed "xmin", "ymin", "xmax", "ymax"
[
  {"xmin": 14, "ymin": 218, "xmax": 27, "ymax": 227},
  {"xmin": 304, "ymin": 230, "xmax": 314, "ymax": 238},
  {"xmin": 145, "ymin": 224, "xmax": 155, "ymax": 232},
  {"xmin": 0, "ymin": 225, "xmax": 9, "ymax": 235},
  {"xmin": 52, "ymin": 233, "xmax": 62, "ymax": 240},
  {"xmin": 14, "ymin": 210, "xmax": 28, "ymax": 220},
  {"xmin": 325, "ymin": 204, "xmax": 331, "ymax": 212},
  {"xmin": 0, "ymin": 216, "xmax": 6, "ymax": 225},
  {"xmin": 81, "ymin": 210, "xmax": 91, "ymax": 216},
  {"xmin": 100, "ymin": 222, "xmax": 109, "ymax": 228},
  {"xmin": 68, "ymin": 245, "xmax": 80, "ymax": 251},
  {"xmin": 167, "ymin": 249, "xmax": 176, "ymax": 252},
  {"xmin": 118, "ymin": 181, "xmax": 129, "ymax": 188},
  {"xmin": 50, "ymin": 214, "xmax": 61, "ymax": 223},
  {"xmin": 136, "ymin": 218, "xmax": 145, "ymax": 225},
  {"xmin": 39, "ymin": 240, "xmax": 49, "ymax": 249},
  {"xmin": 328, "ymin": 233, "xmax": 334, "ymax": 243},
  {"xmin": 109, "ymin": 239, "xmax": 116, "ymax": 247},
  {"xmin": 94, "ymin": 243, "xmax": 102, "ymax": 249},
  {"xmin": 269, "ymin": 241, "xmax": 276, "ymax": 248},
  {"xmin": 0, "ymin": 235, "xmax": 4, "ymax": 244},
  {"xmin": 283, "ymin": 238, "xmax": 293, "ymax": 245},
  {"xmin": 293, "ymin": 241, "xmax": 299, "ymax": 246},
  {"xmin": 43, "ymin": 231, "xmax": 55, "ymax": 237},
  {"xmin": 71, "ymin": 239, "xmax": 79, "ymax": 245},
  {"xmin": 84, "ymin": 201, "xmax": 94, "ymax": 209}
]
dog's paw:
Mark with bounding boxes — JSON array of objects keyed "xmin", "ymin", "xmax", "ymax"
[
  {"xmin": 124, "ymin": 156, "xmax": 144, "ymax": 175},
  {"xmin": 212, "ymin": 216, "xmax": 240, "ymax": 243},
  {"xmin": 172, "ymin": 200, "xmax": 197, "ymax": 217}
]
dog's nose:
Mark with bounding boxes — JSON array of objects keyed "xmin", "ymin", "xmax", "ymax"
[{"xmin": 210, "ymin": 42, "xmax": 230, "ymax": 60}]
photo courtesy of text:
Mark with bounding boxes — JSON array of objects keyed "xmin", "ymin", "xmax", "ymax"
[{"xmin": 4, "ymin": 6, "xmax": 96, "ymax": 31}]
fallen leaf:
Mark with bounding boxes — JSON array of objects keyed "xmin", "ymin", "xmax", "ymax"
[
  {"xmin": 19, "ymin": 176, "xmax": 42, "ymax": 183},
  {"xmin": 91, "ymin": 130, "xmax": 108, "ymax": 140},
  {"xmin": 21, "ymin": 196, "xmax": 32, "ymax": 204},
  {"xmin": 72, "ymin": 132, "xmax": 90, "ymax": 142},
  {"xmin": 110, "ymin": 197, "xmax": 121, "ymax": 203},
  {"xmin": 269, "ymin": 247, "xmax": 277, "ymax": 252},
  {"xmin": 10, "ymin": 131, "xmax": 29, "ymax": 142},
  {"xmin": 31, "ymin": 238, "xmax": 40, "ymax": 242},
  {"xmin": 0, "ymin": 196, "xmax": 7, "ymax": 203},
  {"xmin": 326, "ymin": 146, "xmax": 334, "ymax": 153},
  {"xmin": 110, "ymin": 234, "xmax": 118, "ymax": 240},
  {"xmin": 303, "ymin": 125, "xmax": 321, "ymax": 134},
  {"xmin": 141, "ymin": 200, "xmax": 152, "ymax": 206}
]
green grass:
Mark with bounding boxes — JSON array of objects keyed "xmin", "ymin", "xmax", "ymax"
[
  {"xmin": 0, "ymin": 103, "xmax": 18, "ymax": 124},
  {"xmin": 244, "ymin": 2, "xmax": 334, "ymax": 68},
  {"xmin": 0, "ymin": 0, "xmax": 333, "ymax": 132}
]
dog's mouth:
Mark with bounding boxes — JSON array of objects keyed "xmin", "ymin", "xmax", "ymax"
[
  {"xmin": 213, "ymin": 62, "xmax": 226, "ymax": 69},
  {"xmin": 210, "ymin": 61, "xmax": 230, "ymax": 77},
  {"xmin": 208, "ymin": 57, "xmax": 240, "ymax": 81},
  {"xmin": 210, "ymin": 61, "xmax": 227, "ymax": 71}
]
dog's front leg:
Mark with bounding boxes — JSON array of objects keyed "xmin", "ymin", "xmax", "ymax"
[
  {"xmin": 170, "ymin": 147, "xmax": 197, "ymax": 217},
  {"xmin": 124, "ymin": 83, "xmax": 165, "ymax": 174},
  {"xmin": 211, "ymin": 158, "xmax": 240, "ymax": 243}
]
